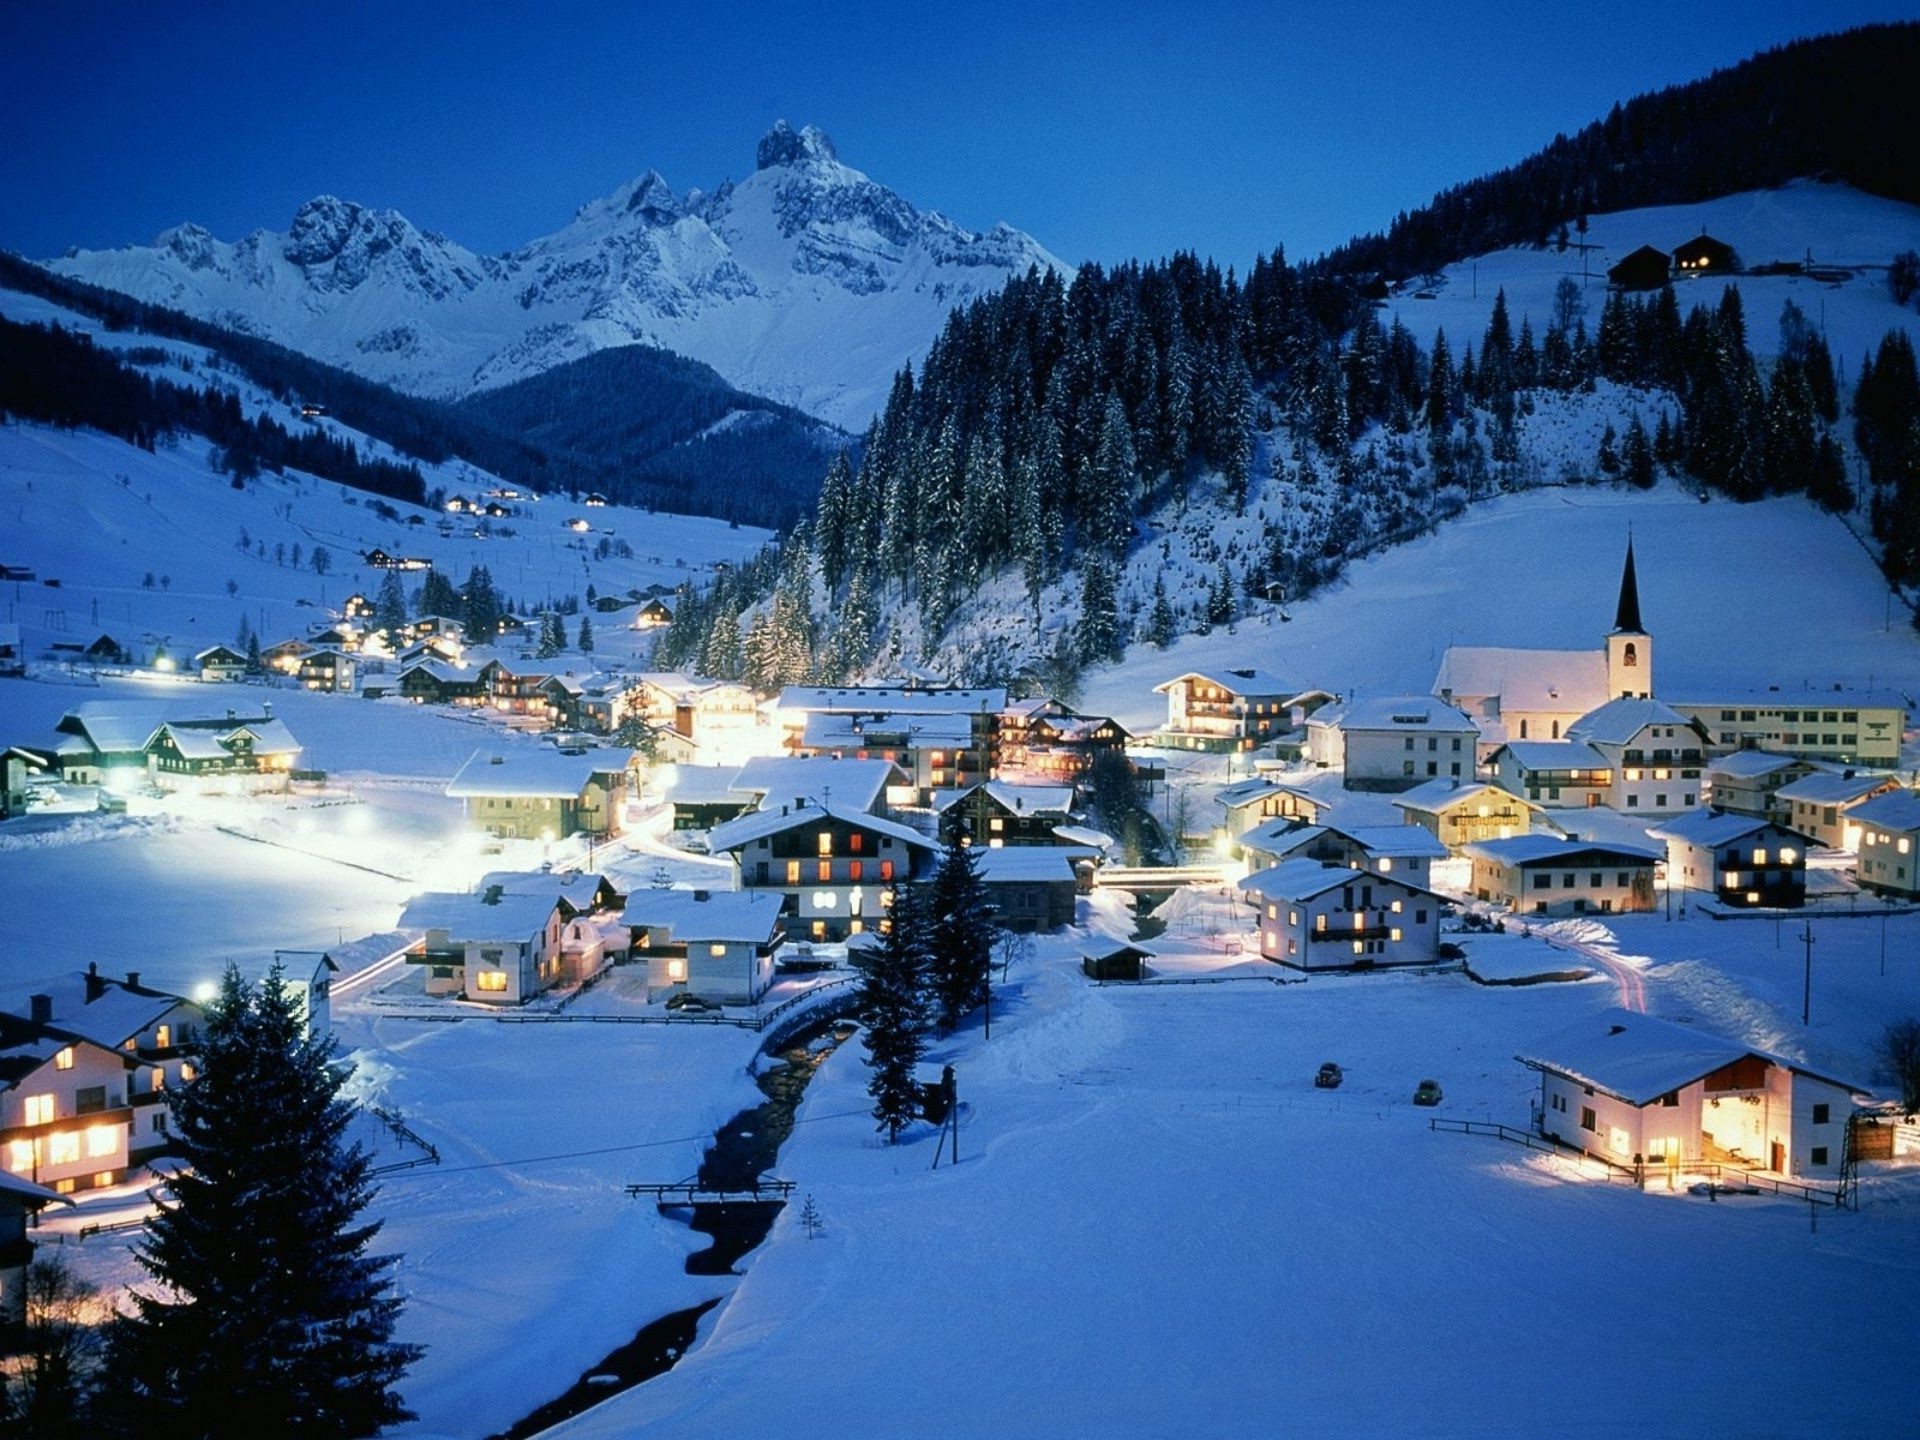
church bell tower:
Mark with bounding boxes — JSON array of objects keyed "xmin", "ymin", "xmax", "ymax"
[{"xmin": 1605, "ymin": 537, "xmax": 1652, "ymax": 699}]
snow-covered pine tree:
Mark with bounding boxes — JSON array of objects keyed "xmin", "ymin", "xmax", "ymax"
[
  {"xmin": 927, "ymin": 833, "xmax": 996, "ymax": 1032},
  {"xmin": 374, "ymin": 570, "xmax": 407, "ymax": 639},
  {"xmin": 577, "ymin": 615, "xmax": 594, "ymax": 653},
  {"xmin": 461, "ymin": 565, "xmax": 501, "ymax": 642},
  {"xmin": 856, "ymin": 886, "xmax": 930, "ymax": 1144},
  {"xmin": 100, "ymin": 964, "xmax": 420, "ymax": 1438},
  {"xmin": 1076, "ymin": 554, "xmax": 1121, "ymax": 665}
]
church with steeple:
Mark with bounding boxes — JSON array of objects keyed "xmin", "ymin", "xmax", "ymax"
[{"xmin": 1434, "ymin": 539, "xmax": 1656, "ymax": 754}]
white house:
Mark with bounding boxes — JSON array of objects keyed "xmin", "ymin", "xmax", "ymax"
[
  {"xmin": 1486, "ymin": 741, "xmax": 1615, "ymax": 810},
  {"xmin": 731, "ymin": 754, "xmax": 904, "ymax": 817},
  {"xmin": 1517, "ymin": 1008, "xmax": 1860, "ymax": 1179},
  {"xmin": 622, "ymin": 889, "xmax": 785, "ymax": 1005},
  {"xmin": 398, "ymin": 889, "xmax": 565, "ymax": 1005},
  {"xmin": 193, "ymin": 644, "xmax": 250, "ymax": 682},
  {"xmin": 1238, "ymin": 820, "xmax": 1447, "ymax": 888},
  {"xmin": 1772, "ymin": 771, "xmax": 1902, "ymax": 851},
  {"xmin": 1564, "ymin": 697, "xmax": 1709, "ymax": 814},
  {"xmin": 1237, "ymin": 859, "xmax": 1441, "ymax": 969},
  {"xmin": 1390, "ymin": 778, "xmax": 1558, "ymax": 853},
  {"xmin": 1462, "ymin": 835, "xmax": 1660, "ymax": 916},
  {"xmin": 1306, "ymin": 695, "xmax": 1478, "ymax": 792},
  {"xmin": 1645, "ymin": 810, "xmax": 1813, "ymax": 909},
  {"xmin": 709, "ymin": 801, "xmax": 938, "ymax": 941},
  {"xmin": 1152, "ymin": 670, "xmax": 1327, "ymax": 752},
  {"xmin": 1704, "ymin": 751, "xmax": 1818, "ymax": 823},
  {"xmin": 1852, "ymin": 790, "xmax": 1920, "ymax": 899},
  {"xmin": 0, "ymin": 1009, "xmax": 136, "ymax": 1195}
]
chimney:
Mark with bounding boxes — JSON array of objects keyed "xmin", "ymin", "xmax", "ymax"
[
  {"xmin": 126, "ymin": 971, "xmax": 141, "ymax": 989},
  {"xmin": 263, "ymin": 701, "xmax": 273, "ymax": 717},
  {"xmin": 84, "ymin": 967, "xmax": 105, "ymax": 1002},
  {"xmin": 29, "ymin": 995, "xmax": 51, "ymax": 1025}
]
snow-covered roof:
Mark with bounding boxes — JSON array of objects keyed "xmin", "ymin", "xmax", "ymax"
[
  {"xmin": 59, "ymin": 701, "xmax": 228, "ymax": 753},
  {"xmin": 662, "ymin": 763, "xmax": 748, "ymax": 806},
  {"xmin": 153, "ymin": 717, "xmax": 302, "ymax": 759},
  {"xmin": 1391, "ymin": 779, "xmax": 1544, "ymax": 815},
  {"xmin": 1516, "ymin": 1008, "xmax": 1862, "ymax": 1105},
  {"xmin": 1568, "ymin": 697, "xmax": 1699, "ymax": 746},
  {"xmin": 1332, "ymin": 824, "xmax": 1451, "ymax": 860},
  {"xmin": 476, "ymin": 870, "xmax": 618, "ymax": 907},
  {"xmin": 1707, "ymin": 751, "xmax": 1805, "ymax": 780},
  {"xmin": 708, "ymin": 801, "xmax": 936, "ymax": 854},
  {"xmin": 620, "ymin": 888, "xmax": 783, "ymax": 943},
  {"xmin": 446, "ymin": 747, "xmax": 631, "ymax": 799},
  {"xmin": 1644, "ymin": 810, "xmax": 1792, "ymax": 849},
  {"xmin": 1239, "ymin": 820, "xmax": 1326, "ymax": 856},
  {"xmin": 1217, "ymin": 778, "xmax": 1284, "ymax": 809},
  {"xmin": 0, "ymin": 1168, "xmax": 72, "ymax": 1207},
  {"xmin": 1852, "ymin": 790, "xmax": 1920, "ymax": 832},
  {"xmin": 1460, "ymin": 835, "xmax": 1661, "ymax": 867},
  {"xmin": 399, "ymin": 659, "xmax": 473, "ymax": 684},
  {"xmin": 970, "ymin": 848, "xmax": 1087, "ymax": 884},
  {"xmin": 1775, "ymin": 772, "xmax": 1894, "ymax": 806},
  {"xmin": 1153, "ymin": 668, "xmax": 1298, "ymax": 698},
  {"xmin": 1314, "ymin": 695, "xmax": 1477, "ymax": 733},
  {"xmin": 931, "ymin": 781, "xmax": 1076, "ymax": 818},
  {"xmin": 1237, "ymin": 858, "xmax": 1365, "ymax": 903},
  {"xmin": 730, "ymin": 755, "xmax": 900, "ymax": 813},
  {"xmin": 1051, "ymin": 824, "xmax": 1115, "ymax": 851},
  {"xmin": 1432, "ymin": 645, "xmax": 1609, "ymax": 714},
  {"xmin": 1494, "ymin": 740, "xmax": 1609, "ymax": 771},
  {"xmin": 399, "ymin": 890, "xmax": 560, "ymax": 941},
  {"xmin": 0, "ymin": 970, "xmax": 194, "ymax": 1052},
  {"xmin": 802, "ymin": 709, "xmax": 975, "ymax": 748},
  {"xmin": 193, "ymin": 644, "xmax": 247, "ymax": 664},
  {"xmin": 1670, "ymin": 686, "xmax": 1910, "ymax": 712},
  {"xmin": 777, "ymin": 685, "xmax": 1007, "ymax": 716}
]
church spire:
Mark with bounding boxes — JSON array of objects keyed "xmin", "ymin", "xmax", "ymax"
[{"xmin": 1613, "ymin": 536, "xmax": 1644, "ymax": 634}]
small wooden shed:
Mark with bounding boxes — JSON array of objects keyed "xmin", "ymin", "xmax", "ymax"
[{"xmin": 1082, "ymin": 939, "xmax": 1153, "ymax": 982}]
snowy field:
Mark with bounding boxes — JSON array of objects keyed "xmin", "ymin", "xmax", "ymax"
[
  {"xmin": 554, "ymin": 931, "xmax": 1920, "ymax": 1440},
  {"xmin": 1079, "ymin": 479, "xmax": 1920, "ymax": 735}
]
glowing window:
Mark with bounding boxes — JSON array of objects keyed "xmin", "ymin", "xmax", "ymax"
[
  {"xmin": 666, "ymin": 959, "xmax": 687, "ymax": 982},
  {"xmin": 817, "ymin": 832, "xmax": 832, "ymax": 857},
  {"xmin": 155, "ymin": 1024, "xmax": 171, "ymax": 1048},
  {"xmin": 182, "ymin": 1063, "xmax": 196, "ymax": 1082},
  {"xmin": 786, "ymin": 860, "xmax": 801, "ymax": 885},
  {"xmin": 811, "ymin": 920, "xmax": 827, "ymax": 940},
  {"xmin": 1752, "ymin": 848, "xmax": 1767, "ymax": 866},
  {"xmin": 708, "ymin": 944, "xmax": 727, "ymax": 958},
  {"xmin": 880, "ymin": 860, "xmax": 895, "ymax": 882},
  {"xmin": 474, "ymin": 971, "xmax": 509, "ymax": 993},
  {"xmin": 1378, "ymin": 857, "xmax": 1393, "ymax": 873},
  {"xmin": 23, "ymin": 1095, "xmax": 53, "ymax": 1126},
  {"xmin": 151, "ymin": 1070, "xmax": 165, "ymax": 1092},
  {"xmin": 94, "ymin": 1171, "xmax": 115, "ymax": 1188},
  {"xmin": 48, "ymin": 1133, "xmax": 80, "ymax": 1165},
  {"xmin": 1391, "ymin": 928, "xmax": 1403, "ymax": 942},
  {"xmin": 54, "ymin": 1047, "xmax": 74, "ymax": 1071},
  {"xmin": 849, "ymin": 861, "xmax": 864, "ymax": 883},
  {"xmin": 86, "ymin": 1124, "xmax": 118, "ymax": 1158},
  {"xmin": 849, "ymin": 833, "xmax": 864, "ymax": 853}
]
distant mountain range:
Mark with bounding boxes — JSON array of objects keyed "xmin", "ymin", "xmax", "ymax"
[{"xmin": 47, "ymin": 121, "xmax": 1067, "ymax": 429}]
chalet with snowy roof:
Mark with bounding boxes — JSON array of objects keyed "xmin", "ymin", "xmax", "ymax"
[
  {"xmin": 1772, "ymin": 770, "xmax": 1901, "ymax": 850},
  {"xmin": 82, "ymin": 633, "xmax": 130, "ymax": 665},
  {"xmin": 477, "ymin": 870, "xmax": 627, "ymax": 978},
  {"xmin": 1518, "ymin": 1008, "xmax": 1858, "ymax": 1179},
  {"xmin": 1668, "ymin": 688, "xmax": 1907, "ymax": 767},
  {"xmin": 972, "ymin": 847, "xmax": 1086, "ymax": 932},
  {"xmin": 1238, "ymin": 860, "xmax": 1441, "ymax": 970},
  {"xmin": 0, "ymin": 1009, "xmax": 138, "ymax": 1194},
  {"xmin": 477, "ymin": 658, "xmax": 555, "ymax": 718},
  {"xmin": 398, "ymin": 660, "xmax": 485, "ymax": 705},
  {"xmin": 1647, "ymin": 810, "xmax": 1813, "ymax": 908},
  {"xmin": 1606, "ymin": 244, "xmax": 1671, "ymax": 290},
  {"xmin": 1152, "ymin": 669, "xmax": 1327, "ymax": 753},
  {"xmin": 797, "ymin": 708, "xmax": 987, "ymax": 804},
  {"xmin": 42, "ymin": 701, "xmax": 194, "ymax": 782},
  {"xmin": 623, "ymin": 889, "xmax": 785, "ymax": 1005},
  {"xmin": 146, "ymin": 713, "xmax": 303, "ymax": 794},
  {"xmin": 1216, "ymin": 778, "xmax": 1296, "ymax": 835},
  {"xmin": 633, "ymin": 597, "xmax": 674, "ymax": 630},
  {"xmin": 1704, "ymin": 751, "xmax": 1819, "ymax": 824},
  {"xmin": 0, "ymin": 622, "xmax": 23, "ymax": 677},
  {"xmin": 662, "ymin": 764, "xmax": 755, "ymax": 831},
  {"xmin": 934, "ymin": 781, "xmax": 1077, "ymax": 847},
  {"xmin": 1306, "ymin": 695, "xmax": 1478, "ymax": 792},
  {"xmin": 0, "ymin": 1169, "xmax": 72, "ymax": 1326},
  {"xmin": 1564, "ymin": 697, "xmax": 1708, "ymax": 813},
  {"xmin": 445, "ymin": 748, "xmax": 633, "ymax": 840},
  {"xmin": 193, "ymin": 645, "xmax": 250, "ymax": 682},
  {"xmin": 1390, "ymin": 778, "xmax": 1556, "ymax": 853},
  {"xmin": 1487, "ymin": 740, "xmax": 1614, "ymax": 809},
  {"xmin": 709, "ymin": 801, "xmax": 937, "ymax": 941},
  {"xmin": 1238, "ymin": 818, "xmax": 1449, "ymax": 886},
  {"xmin": 401, "ymin": 888, "xmax": 566, "ymax": 1005},
  {"xmin": 996, "ymin": 699, "xmax": 1131, "ymax": 783},
  {"xmin": 1436, "ymin": 539, "xmax": 1653, "ymax": 756},
  {"xmin": 297, "ymin": 648, "xmax": 355, "ymax": 692},
  {"xmin": 396, "ymin": 634, "xmax": 464, "ymax": 668},
  {"xmin": 1462, "ymin": 835, "xmax": 1659, "ymax": 916},
  {"xmin": 1853, "ymin": 791, "xmax": 1920, "ymax": 899},
  {"xmin": 627, "ymin": 673, "xmax": 762, "ymax": 762},
  {"xmin": 264, "ymin": 951, "xmax": 340, "ymax": 1042},
  {"xmin": 732, "ymin": 754, "xmax": 903, "ymax": 818},
  {"xmin": 1672, "ymin": 233, "xmax": 1737, "ymax": 275},
  {"xmin": 260, "ymin": 637, "xmax": 313, "ymax": 675},
  {"xmin": 342, "ymin": 592, "xmax": 374, "ymax": 619}
]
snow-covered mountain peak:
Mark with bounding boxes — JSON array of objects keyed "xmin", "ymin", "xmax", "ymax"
[{"xmin": 755, "ymin": 120, "xmax": 840, "ymax": 171}]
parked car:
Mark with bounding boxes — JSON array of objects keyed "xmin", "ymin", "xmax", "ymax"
[
  {"xmin": 666, "ymin": 992, "xmax": 720, "ymax": 1014},
  {"xmin": 1315, "ymin": 1062, "xmax": 1343, "ymax": 1089},
  {"xmin": 1413, "ymin": 1079, "xmax": 1444, "ymax": 1107}
]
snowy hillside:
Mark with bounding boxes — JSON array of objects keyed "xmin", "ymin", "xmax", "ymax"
[
  {"xmin": 1380, "ymin": 180, "xmax": 1920, "ymax": 367},
  {"xmin": 46, "ymin": 122, "xmax": 1067, "ymax": 429}
]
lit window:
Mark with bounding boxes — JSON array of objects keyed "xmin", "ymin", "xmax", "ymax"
[
  {"xmin": 155, "ymin": 1024, "xmax": 171, "ymax": 1048},
  {"xmin": 54, "ymin": 1178, "xmax": 75, "ymax": 1195},
  {"xmin": 1391, "ymin": 928, "xmax": 1403, "ymax": 942},
  {"xmin": 817, "ymin": 832, "xmax": 832, "ymax": 857},
  {"xmin": 812, "ymin": 891, "xmax": 839, "ymax": 909},
  {"xmin": 152, "ymin": 1070, "xmax": 165, "ymax": 1092},
  {"xmin": 474, "ymin": 971, "xmax": 509, "ymax": 993},
  {"xmin": 1288, "ymin": 909, "xmax": 1299, "ymax": 926},
  {"xmin": 811, "ymin": 920, "xmax": 828, "ymax": 940},
  {"xmin": 181, "ymin": 1063, "xmax": 196, "ymax": 1082},
  {"xmin": 817, "ymin": 860, "xmax": 831, "ymax": 883},
  {"xmin": 880, "ymin": 860, "xmax": 895, "ymax": 882},
  {"xmin": 849, "ymin": 861, "xmax": 864, "ymax": 882},
  {"xmin": 86, "ymin": 1125, "xmax": 118, "ymax": 1158},
  {"xmin": 1780, "ymin": 848, "xmax": 1797, "ymax": 864},
  {"xmin": 1752, "ymin": 848, "xmax": 1767, "ymax": 865},
  {"xmin": 786, "ymin": 860, "xmax": 802, "ymax": 885},
  {"xmin": 1266, "ymin": 903, "xmax": 1278, "ymax": 920},
  {"xmin": 49, "ymin": 1133, "xmax": 80, "ymax": 1165},
  {"xmin": 666, "ymin": 959, "xmax": 687, "ymax": 982},
  {"xmin": 1391, "ymin": 899, "xmax": 1403, "ymax": 914},
  {"xmin": 23, "ymin": 1094, "xmax": 53, "ymax": 1126},
  {"xmin": 54, "ymin": 1047, "xmax": 74, "ymax": 1071},
  {"xmin": 1901, "ymin": 839, "xmax": 1913, "ymax": 855},
  {"xmin": 94, "ymin": 1171, "xmax": 115, "ymax": 1188},
  {"xmin": 705, "ymin": 943, "xmax": 728, "ymax": 959},
  {"xmin": 989, "ymin": 818, "xmax": 1004, "ymax": 832},
  {"xmin": 7, "ymin": 1140, "xmax": 32, "ymax": 1173}
]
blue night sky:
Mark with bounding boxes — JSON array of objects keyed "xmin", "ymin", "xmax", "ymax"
[{"xmin": 4, "ymin": 1, "xmax": 1916, "ymax": 270}]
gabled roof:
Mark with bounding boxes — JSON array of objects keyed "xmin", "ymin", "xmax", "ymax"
[
  {"xmin": 730, "ymin": 755, "xmax": 902, "ymax": 814},
  {"xmin": 1391, "ymin": 779, "xmax": 1546, "ymax": 815},
  {"xmin": 1432, "ymin": 646, "xmax": 1609, "ymax": 714},
  {"xmin": 446, "ymin": 747, "xmax": 631, "ymax": 799},
  {"xmin": 1314, "ymin": 695, "xmax": 1477, "ymax": 733},
  {"xmin": 1238, "ymin": 859, "xmax": 1370, "ymax": 903},
  {"xmin": 1645, "ymin": 809, "xmax": 1806, "ymax": 849},
  {"xmin": 194, "ymin": 644, "xmax": 248, "ymax": 664},
  {"xmin": 0, "ymin": 971, "xmax": 195, "ymax": 1053},
  {"xmin": 662, "ymin": 763, "xmax": 749, "ymax": 807},
  {"xmin": 970, "ymin": 848, "xmax": 1088, "ymax": 883},
  {"xmin": 931, "ymin": 781, "xmax": 1076, "ymax": 818},
  {"xmin": 777, "ymin": 685, "xmax": 1007, "ymax": 716},
  {"xmin": 1707, "ymin": 751, "xmax": 1806, "ymax": 780},
  {"xmin": 708, "ymin": 802, "xmax": 936, "ymax": 854},
  {"xmin": 476, "ymin": 870, "xmax": 621, "ymax": 911},
  {"xmin": 399, "ymin": 890, "xmax": 561, "ymax": 941},
  {"xmin": 0, "ymin": 1014, "xmax": 136, "ymax": 1089},
  {"xmin": 1775, "ymin": 772, "xmax": 1895, "ymax": 806},
  {"xmin": 1460, "ymin": 835, "xmax": 1661, "ymax": 867},
  {"xmin": 620, "ymin": 888, "xmax": 784, "ymax": 943},
  {"xmin": 1217, "ymin": 778, "xmax": 1285, "ymax": 809},
  {"xmin": 0, "ymin": 1168, "xmax": 73, "ymax": 1208},
  {"xmin": 1852, "ymin": 790, "xmax": 1920, "ymax": 832},
  {"xmin": 1516, "ymin": 1007, "xmax": 1861, "ymax": 1106},
  {"xmin": 1238, "ymin": 820, "xmax": 1327, "ymax": 856},
  {"xmin": 802, "ymin": 709, "xmax": 974, "ymax": 748},
  {"xmin": 1493, "ymin": 740, "xmax": 1609, "ymax": 771},
  {"xmin": 1568, "ymin": 697, "xmax": 1698, "ymax": 746},
  {"xmin": 1153, "ymin": 668, "xmax": 1297, "ymax": 698},
  {"xmin": 1332, "ymin": 824, "xmax": 1451, "ymax": 861}
]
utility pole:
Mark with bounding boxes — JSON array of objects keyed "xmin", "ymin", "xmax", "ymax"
[{"xmin": 1801, "ymin": 921, "xmax": 1816, "ymax": 1025}]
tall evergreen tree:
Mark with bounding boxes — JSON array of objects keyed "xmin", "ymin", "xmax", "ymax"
[
  {"xmin": 856, "ymin": 887, "xmax": 930, "ymax": 1144},
  {"xmin": 926, "ymin": 835, "xmax": 997, "ymax": 1032},
  {"xmin": 1076, "ymin": 554, "xmax": 1121, "ymax": 665},
  {"xmin": 100, "ymin": 964, "xmax": 420, "ymax": 1439},
  {"xmin": 460, "ymin": 565, "xmax": 501, "ymax": 642},
  {"xmin": 577, "ymin": 614, "xmax": 594, "ymax": 653},
  {"xmin": 373, "ymin": 570, "xmax": 407, "ymax": 639}
]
